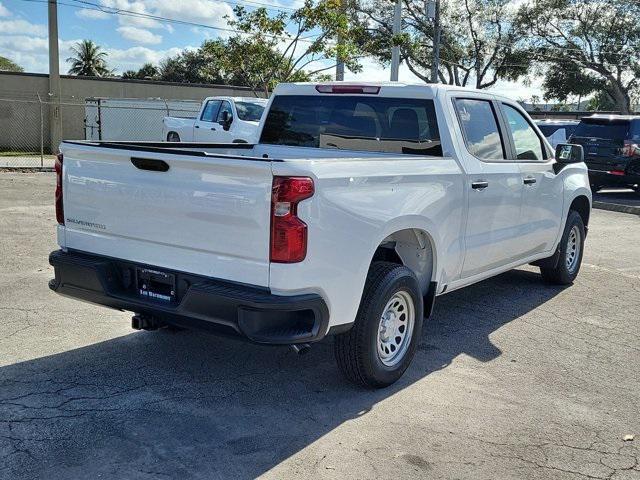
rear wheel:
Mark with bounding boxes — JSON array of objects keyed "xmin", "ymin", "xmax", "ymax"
[
  {"xmin": 540, "ymin": 210, "xmax": 585, "ymax": 285},
  {"xmin": 167, "ymin": 132, "xmax": 180, "ymax": 142},
  {"xmin": 334, "ymin": 262, "xmax": 423, "ymax": 388}
]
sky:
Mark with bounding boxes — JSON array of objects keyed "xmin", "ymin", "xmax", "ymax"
[{"xmin": 0, "ymin": 0, "xmax": 543, "ymax": 101}]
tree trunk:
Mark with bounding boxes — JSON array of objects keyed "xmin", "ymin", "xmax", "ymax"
[{"xmin": 606, "ymin": 83, "xmax": 631, "ymax": 114}]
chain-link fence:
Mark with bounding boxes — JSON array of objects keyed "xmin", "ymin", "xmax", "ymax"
[{"xmin": 0, "ymin": 94, "xmax": 201, "ymax": 167}]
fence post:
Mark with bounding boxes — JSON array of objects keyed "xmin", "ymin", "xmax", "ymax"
[{"xmin": 37, "ymin": 93, "xmax": 44, "ymax": 167}]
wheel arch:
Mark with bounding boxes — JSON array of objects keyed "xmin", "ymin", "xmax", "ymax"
[
  {"xmin": 371, "ymin": 227, "xmax": 437, "ymax": 297},
  {"xmin": 569, "ymin": 194, "xmax": 591, "ymax": 228},
  {"xmin": 166, "ymin": 131, "xmax": 180, "ymax": 142}
]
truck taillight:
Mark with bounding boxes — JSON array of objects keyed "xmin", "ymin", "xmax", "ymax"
[
  {"xmin": 270, "ymin": 176, "xmax": 314, "ymax": 263},
  {"xmin": 55, "ymin": 153, "xmax": 64, "ymax": 225},
  {"xmin": 622, "ymin": 141, "xmax": 640, "ymax": 157}
]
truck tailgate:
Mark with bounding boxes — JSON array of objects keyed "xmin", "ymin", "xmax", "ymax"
[{"xmin": 60, "ymin": 143, "xmax": 273, "ymax": 287}]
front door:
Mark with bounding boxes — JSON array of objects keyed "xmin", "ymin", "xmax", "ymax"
[
  {"xmin": 194, "ymin": 99, "xmax": 221, "ymax": 141},
  {"xmin": 214, "ymin": 100, "xmax": 235, "ymax": 143},
  {"xmin": 500, "ymin": 102, "xmax": 563, "ymax": 255},
  {"xmin": 451, "ymin": 97, "xmax": 525, "ymax": 278}
]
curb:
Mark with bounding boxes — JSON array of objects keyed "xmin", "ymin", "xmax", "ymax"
[
  {"xmin": 593, "ymin": 201, "xmax": 640, "ymax": 216},
  {"xmin": 0, "ymin": 167, "xmax": 54, "ymax": 172}
]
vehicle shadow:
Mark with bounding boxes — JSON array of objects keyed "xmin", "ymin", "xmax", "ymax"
[{"xmin": 0, "ymin": 268, "xmax": 567, "ymax": 479}]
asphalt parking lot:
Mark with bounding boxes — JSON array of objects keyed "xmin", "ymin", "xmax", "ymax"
[{"xmin": 1, "ymin": 173, "xmax": 639, "ymax": 480}]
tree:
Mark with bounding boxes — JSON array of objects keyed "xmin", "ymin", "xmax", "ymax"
[
  {"xmin": 122, "ymin": 63, "xmax": 159, "ymax": 80},
  {"xmin": 156, "ymin": 1, "xmax": 362, "ymax": 95},
  {"xmin": 542, "ymin": 62, "xmax": 600, "ymax": 109},
  {"xmin": 518, "ymin": 0, "xmax": 640, "ymax": 113},
  {"xmin": 159, "ymin": 49, "xmax": 225, "ymax": 84},
  {"xmin": 66, "ymin": 40, "xmax": 112, "ymax": 77},
  {"xmin": 353, "ymin": 0, "xmax": 531, "ymax": 88},
  {"xmin": 225, "ymin": 1, "xmax": 364, "ymax": 95},
  {"xmin": 0, "ymin": 56, "xmax": 23, "ymax": 72}
]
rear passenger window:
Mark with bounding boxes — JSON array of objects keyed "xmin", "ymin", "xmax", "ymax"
[
  {"xmin": 454, "ymin": 99, "xmax": 505, "ymax": 160},
  {"xmin": 503, "ymin": 104, "xmax": 545, "ymax": 160}
]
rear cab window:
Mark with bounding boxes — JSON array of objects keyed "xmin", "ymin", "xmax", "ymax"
[
  {"xmin": 260, "ymin": 95, "xmax": 442, "ymax": 156},
  {"xmin": 572, "ymin": 120, "xmax": 631, "ymax": 141}
]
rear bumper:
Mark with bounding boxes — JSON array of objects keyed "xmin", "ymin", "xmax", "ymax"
[
  {"xmin": 588, "ymin": 169, "xmax": 640, "ymax": 188},
  {"xmin": 49, "ymin": 250, "xmax": 329, "ymax": 345}
]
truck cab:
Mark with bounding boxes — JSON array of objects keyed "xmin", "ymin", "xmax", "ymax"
[
  {"xmin": 163, "ymin": 96, "xmax": 267, "ymax": 143},
  {"xmin": 50, "ymin": 82, "xmax": 591, "ymax": 388}
]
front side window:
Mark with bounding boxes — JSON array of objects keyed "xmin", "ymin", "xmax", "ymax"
[
  {"xmin": 503, "ymin": 104, "xmax": 545, "ymax": 160},
  {"xmin": 260, "ymin": 95, "xmax": 442, "ymax": 156},
  {"xmin": 454, "ymin": 98, "xmax": 505, "ymax": 160},
  {"xmin": 216, "ymin": 101, "xmax": 233, "ymax": 124},
  {"xmin": 200, "ymin": 100, "xmax": 221, "ymax": 122}
]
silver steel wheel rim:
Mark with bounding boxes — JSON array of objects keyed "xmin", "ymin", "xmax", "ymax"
[
  {"xmin": 566, "ymin": 225, "xmax": 580, "ymax": 273},
  {"xmin": 376, "ymin": 290, "xmax": 415, "ymax": 367}
]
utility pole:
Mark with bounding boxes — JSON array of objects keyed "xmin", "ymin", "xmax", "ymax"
[
  {"xmin": 390, "ymin": 0, "xmax": 402, "ymax": 81},
  {"xmin": 48, "ymin": 0, "xmax": 62, "ymax": 153},
  {"xmin": 430, "ymin": 0, "xmax": 441, "ymax": 84},
  {"xmin": 335, "ymin": 0, "xmax": 346, "ymax": 81}
]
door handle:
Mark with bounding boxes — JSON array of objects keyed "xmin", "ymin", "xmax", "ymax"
[
  {"xmin": 210, "ymin": 127, "xmax": 216, "ymax": 131},
  {"xmin": 523, "ymin": 177, "xmax": 537, "ymax": 185},
  {"xmin": 131, "ymin": 157, "xmax": 169, "ymax": 172},
  {"xmin": 471, "ymin": 180, "xmax": 489, "ymax": 190},
  {"xmin": 194, "ymin": 125, "xmax": 200, "ymax": 129}
]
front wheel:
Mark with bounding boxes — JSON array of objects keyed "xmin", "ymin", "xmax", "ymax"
[
  {"xmin": 540, "ymin": 210, "xmax": 585, "ymax": 285},
  {"xmin": 167, "ymin": 132, "xmax": 180, "ymax": 142},
  {"xmin": 334, "ymin": 262, "xmax": 423, "ymax": 388}
]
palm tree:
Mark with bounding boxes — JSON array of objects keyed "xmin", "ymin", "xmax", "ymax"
[{"xmin": 66, "ymin": 40, "xmax": 111, "ymax": 77}]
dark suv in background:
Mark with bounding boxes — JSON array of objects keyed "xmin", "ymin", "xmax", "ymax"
[{"xmin": 569, "ymin": 115, "xmax": 640, "ymax": 192}]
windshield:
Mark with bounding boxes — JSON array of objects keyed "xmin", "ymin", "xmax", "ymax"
[
  {"xmin": 235, "ymin": 102, "xmax": 265, "ymax": 122},
  {"xmin": 260, "ymin": 95, "xmax": 442, "ymax": 156},
  {"xmin": 572, "ymin": 120, "xmax": 630, "ymax": 140}
]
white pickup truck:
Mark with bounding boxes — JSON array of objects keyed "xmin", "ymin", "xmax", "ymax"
[
  {"xmin": 162, "ymin": 96, "xmax": 267, "ymax": 143},
  {"xmin": 50, "ymin": 82, "xmax": 591, "ymax": 388}
]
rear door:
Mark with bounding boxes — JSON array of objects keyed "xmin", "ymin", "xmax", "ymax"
[
  {"xmin": 60, "ymin": 143, "xmax": 274, "ymax": 286},
  {"xmin": 500, "ymin": 102, "xmax": 563, "ymax": 255},
  {"xmin": 451, "ymin": 96, "xmax": 525, "ymax": 278},
  {"xmin": 194, "ymin": 99, "xmax": 222, "ymax": 141}
]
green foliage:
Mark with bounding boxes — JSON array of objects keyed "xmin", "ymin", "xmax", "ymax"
[
  {"xmin": 66, "ymin": 40, "xmax": 112, "ymax": 77},
  {"xmin": 586, "ymin": 91, "xmax": 617, "ymax": 112},
  {"xmin": 518, "ymin": 0, "xmax": 640, "ymax": 113},
  {"xmin": 0, "ymin": 56, "xmax": 23, "ymax": 72},
  {"xmin": 542, "ymin": 62, "xmax": 600, "ymax": 102},
  {"xmin": 122, "ymin": 63, "xmax": 159, "ymax": 80},
  {"xmin": 353, "ymin": 0, "xmax": 532, "ymax": 88},
  {"xmin": 155, "ymin": 1, "xmax": 364, "ymax": 94}
]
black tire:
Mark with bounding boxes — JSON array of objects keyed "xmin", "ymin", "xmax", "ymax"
[
  {"xmin": 334, "ymin": 261, "xmax": 423, "ymax": 388},
  {"xmin": 540, "ymin": 210, "xmax": 585, "ymax": 285},
  {"xmin": 167, "ymin": 132, "xmax": 180, "ymax": 142}
]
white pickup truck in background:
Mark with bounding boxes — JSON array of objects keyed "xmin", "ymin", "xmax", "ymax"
[
  {"xmin": 162, "ymin": 96, "xmax": 267, "ymax": 143},
  {"xmin": 50, "ymin": 82, "xmax": 591, "ymax": 388}
]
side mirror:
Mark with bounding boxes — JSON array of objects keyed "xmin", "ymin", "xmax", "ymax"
[
  {"xmin": 554, "ymin": 143, "xmax": 584, "ymax": 173},
  {"xmin": 221, "ymin": 110, "xmax": 232, "ymax": 130}
]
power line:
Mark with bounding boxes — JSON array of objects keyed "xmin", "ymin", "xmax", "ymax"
[{"xmin": 20, "ymin": 0, "xmax": 319, "ymax": 43}]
